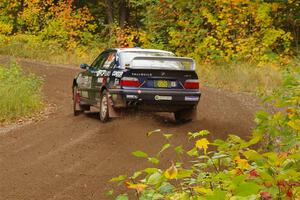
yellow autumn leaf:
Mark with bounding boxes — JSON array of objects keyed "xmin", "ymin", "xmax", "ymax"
[
  {"xmin": 193, "ymin": 186, "xmax": 213, "ymax": 194},
  {"xmin": 230, "ymin": 168, "xmax": 243, "ymax": 175},
  {"xmin": 164, "ymin": 163, "xmax": 178, "ymax": 179},
  {"xmin": 287, "ymin": 120, "xmax": 300, "ymax": 131},
  {"xmin": 126, "ymin": 182, "xmax": 147, "ymax": 193},
  {"xmin": 195, "ymin": 138, "xmax": 210, "ymax": 154},
  {"xmin": 234, "ymin": 156, "xmax": 250, "ymax": 170}
]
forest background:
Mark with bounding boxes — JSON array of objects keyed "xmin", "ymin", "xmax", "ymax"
[{"xmin": 0, "ymin": 0, "xmax": 300, "ymax": 92}]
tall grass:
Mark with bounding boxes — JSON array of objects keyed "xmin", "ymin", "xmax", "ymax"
[
  {"xmin": 197, "ymin": 62, "xmax": 283, "ymax": 94},
  {"xmin": 0, "ymin": 62, "xmax": 43, "ymax": 122},
  {"xmin": 0, "ymin": 34, "xmax": 104, "ymax": 65}
]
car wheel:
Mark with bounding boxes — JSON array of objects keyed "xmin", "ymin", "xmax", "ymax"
[
  {"xmin": 174, "ymin": 107, "xmax": 197, "ymax": 123},
  {"xmin": 73, "ymin": 86, "xmax": 84, "ymax": 116},
  {"xmin": 99, "ymin": 90, "xmax": 110, "ymax": 122}
]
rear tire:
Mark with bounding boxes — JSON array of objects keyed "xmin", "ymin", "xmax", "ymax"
[
  {"xmin": 174, "ymin": 107, "xmax": 197, "ymax": 123},
  {"xmin": 73, "ymin": 86, "xmax": 84, "ymax": 116},
  {"xmin": 99, "ymin": 90, "xmax": 110, "ymax": 122}
]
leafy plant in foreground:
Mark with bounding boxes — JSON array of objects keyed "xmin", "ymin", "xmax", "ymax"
[{"xmin": 109, "ymin": 71, "xmax": 300, "ymax": 200}]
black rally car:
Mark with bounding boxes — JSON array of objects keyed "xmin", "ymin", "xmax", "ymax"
[{"xmin": 72, "ymin": 48, "xmax": 201, "ymax": 122}]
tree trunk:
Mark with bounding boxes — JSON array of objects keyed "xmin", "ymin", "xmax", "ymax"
[
  {"xmin": 119, "ymin": 0, "xmax": 127, "ymax": 28},
  {"xmin": 105, "ymin": 0, "xmax": 113, "ymax": 24}
]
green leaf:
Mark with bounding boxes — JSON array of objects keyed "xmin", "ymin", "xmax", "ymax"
[
  {"xmin": 144, "ymin": 168, "xmax": 159, "ymax": 174},
  {"xmin": 247, "ymin": 132, "xmax": 262, "ymax": 146},
  {"xmin": 243, "ymin": 150, "xmax": 263, "ymax": 161},
  {"xmin": 132, "ymin": 150, "xmax": 148, "ymax": 158},
  {"xmin": 188, "ymin": 130, "xmax": 210, "ymax": 139},
  {"xmin": 206, "ymin": 189, "xmax": 226, "ymax": 200},
  {"xmin": 147, "ymin": 171, "xmax": 163, "ymax": 185},
  {"xmin": 110, "ymin": 175, "xmax": 127, "ymax": 182},
  {"xmin": 174, "ymin": 145, "xmax": 184, "ymax": 154},
  {"xmin": 159, "ymin": 182, "xmax": 174, "ymax": 194},
  {"xmin": 187, "ymin": 147, "xmax": 198, "ymax": 157},
  {"xmin": 255, "ymin": 111, "xmax": 269, "ymax": 122},
  {"xmin": 116, "ymin": 194, "xmax": 128, "ymax": 200},
  {"xmin": 263, "ymin": 152, "xmax": 277, "ymax": 162},
  {"xmin": 148, "ymin": 157, "xmax": 160, "ymax": 164},
  {"xmin": 158, "ymin": 143, "xmax": 171, "ymax": 155},
  {"xmin": 259, "ymin": 171, "xmax": 273, "ymax": 181},
  {"xmin": 177, "ymin": 169, "xmax": 193, "ymax": 179},
  {"xmin": 231, "ymin": 175, "xmax": 247, "ymax": 187},
  {"xmin": 131, "ymin": 171, "xmax": 143, "ymax": 179},
  {"xmin": 234, "ymin": 182, "xmax": 261, "ymax": 196},
  {"xmin": 228, "ymin": 134, "xmax": 244, "ymax": 143}
]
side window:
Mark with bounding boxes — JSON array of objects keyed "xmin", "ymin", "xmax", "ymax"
[
  {"xmin": 100, "ymin": 52, "xmax": 116, "ymax": 69},
  {"xmin": 91, "ymin": 53, "xmax": 107, "ymax": 69}
]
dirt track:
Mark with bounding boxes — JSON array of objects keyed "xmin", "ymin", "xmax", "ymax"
[{"xmin": 0, "ymin": 57, "xmax": 261, "ymax": 200}]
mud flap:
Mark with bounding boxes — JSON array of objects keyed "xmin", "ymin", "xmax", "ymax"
[
  {"xmin": 107, "ymin": 92, "xmax": 121, "ymax": 118},
  {"xmin": 75, "ymin": 91, "xmax": 81, "ymax": 111}
]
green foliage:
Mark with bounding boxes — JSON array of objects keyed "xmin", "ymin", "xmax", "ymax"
[
  {"xmin": 0, "ymin": 0, "xmax": 103, "ymax": 64},
  {"xmin": 0, "ymin": 0, "xmax": 97, "ymax": 48},
  {"xmin": 138, "ymin": 0, "xmax": 293, "ymax": 62},
  {"xmin": 255, "ymin": 65, "xmax": 300, "ymax": 151},
  {"xmin": 0, "ymin": 61, "xmax": 43, "ymax": 122},
  {"xmin": 109, "ymin": 70, "xmax": 300, "ymax": 199},
  {"xmin": 0, "ymin": 0, "xmax": 298, "ymax": 64}
]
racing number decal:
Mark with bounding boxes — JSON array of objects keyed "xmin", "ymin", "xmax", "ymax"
[
  {"xmin": 112, "ymin": 71, "xmax": 123, "ymax": 78},
  {"xmin": 96, "ymin": 70, "xmax": 110, "ymax": 77}
]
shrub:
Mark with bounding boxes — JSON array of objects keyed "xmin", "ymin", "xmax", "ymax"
[
  {"xmin": 109, "ymin": 70, "xmax": 300, "ymax": 199},
  {"xmin": 0, "ymin": 62, "xmax": 43, "ymax": 122}
]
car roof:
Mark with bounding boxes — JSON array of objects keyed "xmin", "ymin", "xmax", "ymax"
[{"xmin": 109, "ymin": 48, "xmax": 174, "ymax": 55}]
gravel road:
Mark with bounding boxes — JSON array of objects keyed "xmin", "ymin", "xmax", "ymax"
[{"xmin": 0, "ymin": 57, "xmax": 261, "ymax": 200}]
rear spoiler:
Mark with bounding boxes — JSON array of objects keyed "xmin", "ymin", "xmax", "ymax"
[{"xmin": 130, "ymin": 56, "xmax": 196, "ymax": 70}]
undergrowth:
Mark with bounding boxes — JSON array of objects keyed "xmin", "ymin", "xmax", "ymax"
[
  {"xmin": 0, "ymin": 61, "xmax": 43, "ymax": 122},
  {"xmin": 0, "ymin": 34, "xmax": 105, "ymax": 65},
  {"xmin": 197, "ymin": 62, "xmax": 283, "ymax": 94},
  {"xmin": 109, "ymin": 65, "xmax": 300, "ymax": 200}
]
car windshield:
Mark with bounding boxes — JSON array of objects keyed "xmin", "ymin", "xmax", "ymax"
[{"xmin": 120, "ymin": 51, "xmax": 184, "ymax": 70}]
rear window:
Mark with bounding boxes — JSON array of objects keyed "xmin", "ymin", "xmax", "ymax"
[
  {"xmin": 120, "ymin": 51, "xmax": 173, "ymax": 67},
  {"xmin": 120, "ymin": 51, "xmax": 195, "ymax": 70}
]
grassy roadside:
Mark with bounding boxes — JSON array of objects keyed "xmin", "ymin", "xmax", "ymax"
[
  {"xmin": 197, "ymin": 62, "xmax": 283, "ymax": 95},
  {"xmin": 0, "ymin": 34, "xmax": 103, "ymax": 66},
  {"xmin": 0, "ymin": 62, "xmax": 43, "ymax": 123}
]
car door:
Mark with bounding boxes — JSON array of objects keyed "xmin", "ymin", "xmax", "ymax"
[
  {"xmin": 86, "ymin": 52, "xmax": 108, "ymax": 103},
  {"xmin": 90, "ymin": 51, "xmax": 116, "ymax": 102}
]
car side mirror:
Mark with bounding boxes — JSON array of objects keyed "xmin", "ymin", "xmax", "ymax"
[{"xmin": 80, "ymin": 63, "xmax": 89, "ymax": 70}]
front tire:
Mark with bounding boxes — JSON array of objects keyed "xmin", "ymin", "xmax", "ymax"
[
  {"xmin": 99, "ymin": 90, "xmax": 110, "ymax": 122},
  {"xmin": 174, "ymin": 107, "xmax": 197, "ymax": 123}
]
